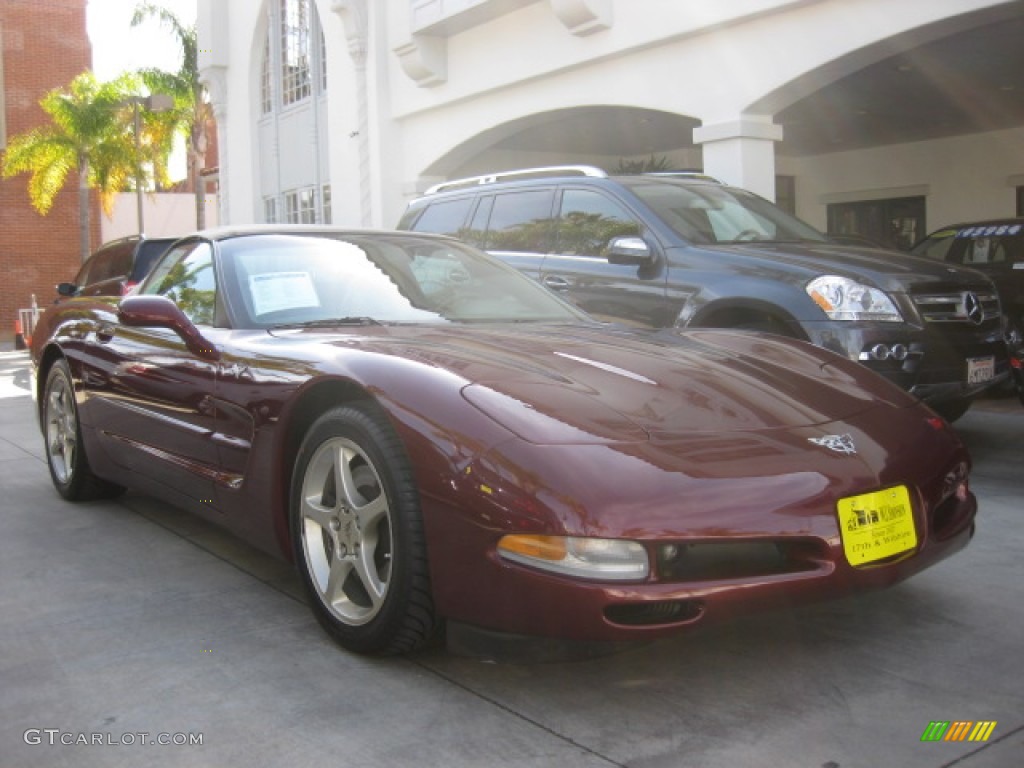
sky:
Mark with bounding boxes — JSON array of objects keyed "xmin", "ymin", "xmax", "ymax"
[{"xmin": 87, "ymin": 0, "xmax": 198, "ymax": 82}]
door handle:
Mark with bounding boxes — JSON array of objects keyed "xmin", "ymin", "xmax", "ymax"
[
  {"xmin": 96, "ymin": 324, "xmax": 115, "ymax": 343},
  {"xmin": 542, "ymin": 275, "xmax": 570, "ymax": 291}
]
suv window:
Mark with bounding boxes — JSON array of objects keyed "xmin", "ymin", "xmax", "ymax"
[
  {"xmin": 484, "ymin": 189, "xmax": 554, "ymax": 252},
  {"xmin": 555, "ymin": 189, "xmax": 640, "ymax": 255},
  {"xmin": 80, "ymin": 243, "xmax": 130, "ymax": 285},
  {"xmin": 132, "ymin": 239, "xmax": 175, "ymax": 283},
  {"xmin": 410, "ymin": 197, "xmax": 473, "ymax": 238},
  {"xmin": 913, "ymin": 234, "xmax": 955, "ymax": 262},
  {"xmin": 624, "ymin": 180, "xmax": 826, "ymax": 245},
  {"xmin": 99, "ymin": 243, "xmax": 134, "ymax": 280}
]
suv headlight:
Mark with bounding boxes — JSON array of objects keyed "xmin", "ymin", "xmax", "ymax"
[{"xmin": 806, "ymin": 276, "xmax": 902, "ymax": 322}]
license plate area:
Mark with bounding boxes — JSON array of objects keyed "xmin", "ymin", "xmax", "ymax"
[
  {"xmin": 967, "ymin": 356, "xmax": 995, "ymax": 384},
  {"xmin": 837, "ymin": 485, "xmax": 917, "ymax": 566}
]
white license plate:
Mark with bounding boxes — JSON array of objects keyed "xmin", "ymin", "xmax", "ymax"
[{"xmin": 966, "ymin": 356, "xmax": 995, "ymax": 384}]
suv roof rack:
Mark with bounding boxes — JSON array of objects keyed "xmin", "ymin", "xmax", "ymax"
[
  {"xmin": 424, "ymin": 165, "xmax": 608, "ymax": 195},
  {"xmin": 643, "ymin": 171, "xmax": 724, "ymax": 184}
]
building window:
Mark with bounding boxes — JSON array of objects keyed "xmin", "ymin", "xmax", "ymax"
[
  {"xmin": 322, "ymin": 185, "xmax": 332, "ymax": 225},
  {"xmin": 320, "ymin": 29, "xmax": 328, "ymax": 92},
  {"xmin": 264, "ymin": 197, "xmax": 278, "ymax": 224},
  {"xmin": 280, "ymin": 0, "xmax": 312, "ymax": 106},
  {"xmin": 262, "ymin": 0, "xmax": 326, "ymax": 113},
  {"xmin": 828, "ymin": 196, "xmax": 925, "ymax": 251},
  {"xmin": 260, "ymin": 37, "xmax": 272, "ymax": 114},
  {"xmin": 260, "ymin": 2, "xmax": 330, "ymax": 224},
  {"xmin": 285, "ymin": 187, "xmax": 317, "ymax": 223}
]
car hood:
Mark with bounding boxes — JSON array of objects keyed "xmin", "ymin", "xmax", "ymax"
[
  {"xmin": 286, "ymin": 323, "xmax": 920, "ymax": 445},
  {"xmin": 703, "ymin": 241, "xmax": 992, "ymax": 292}
]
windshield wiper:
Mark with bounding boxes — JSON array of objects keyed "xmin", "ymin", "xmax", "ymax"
[{"xmin": 270, "ymin": 316, "xmax": 383, "ymax": 329}]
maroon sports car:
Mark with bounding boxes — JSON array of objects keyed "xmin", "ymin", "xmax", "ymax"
[{"xmin": 30, "ymin": 227, "xmax": 976, "ymax": 655}]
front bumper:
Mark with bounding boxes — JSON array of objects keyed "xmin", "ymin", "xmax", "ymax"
[
  {"xmin": 425, "ymin": 488, "xmax": 975, "ymax": 643},
  {"xmin": 802, "ymin": 321, "xmax": 1009, "ymax": 405},
  {"xmin": 422, "ymin": 406, "xmax": 977, "ymax": 643}
]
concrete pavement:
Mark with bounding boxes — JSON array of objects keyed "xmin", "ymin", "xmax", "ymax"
[{"xmin": 1, "ymin": 347, "xmax": 1022, "ymax": 767}]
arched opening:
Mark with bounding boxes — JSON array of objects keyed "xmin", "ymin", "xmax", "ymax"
[{"xmin": 421, "ymin": 106, "xmax": 702, "ymax": 182}]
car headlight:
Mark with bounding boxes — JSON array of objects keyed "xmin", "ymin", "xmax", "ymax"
[
  {"xmin": 498, "ymin": 535, "xmax": 649, "ymax": 581},
  {"xmin": 806, "ymin": 276, "xmax": 902, "ymax": 322}
]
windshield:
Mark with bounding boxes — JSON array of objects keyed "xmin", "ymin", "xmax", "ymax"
[
  {"xmin": 622, "ymin": 179, "xmax": 828, "ymax": 245},
  {"xmin": 220, "ymin": 232, "xmax": 587, "ymax": 328},
  {"xmin": 912, "ymin": 222, "xmax": 1024, "ymax": 266}
]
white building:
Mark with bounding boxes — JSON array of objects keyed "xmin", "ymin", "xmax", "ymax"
[{"xmin": 198, "ymin": 0, "xmax": 1024, "ymax": 249}]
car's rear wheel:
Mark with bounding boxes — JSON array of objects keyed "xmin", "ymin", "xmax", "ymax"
[
  {"xmin": 291, "ymin": 404, "xmax": 437, "ymax": 655},
  {"xmin": 43, "ymin": 360, "xmax": 124, "ymax": 501}
]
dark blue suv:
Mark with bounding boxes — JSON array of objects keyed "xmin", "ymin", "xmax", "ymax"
[{"xmin": 399, "ymin": 166, "xmax": 1010, "ymax": 421}]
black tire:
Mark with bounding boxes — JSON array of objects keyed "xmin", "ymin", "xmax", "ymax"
[
  {"xmin": 42, "ymin": 360, "xmax": 125, "ymax": 501},
  {"xmin": 290, "ymin": 404, "xmax": 437, "ymax": 655},
  {"xmin": 931, "ymin": 398, "xmax": 972, "ymax": 423}
]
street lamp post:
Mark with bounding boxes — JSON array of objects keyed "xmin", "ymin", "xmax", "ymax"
[{"xmin": 125, "ymin": 94, "xmax": 174, "ymax": 235}]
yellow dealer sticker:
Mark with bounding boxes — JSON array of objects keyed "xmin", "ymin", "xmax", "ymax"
[{"xmin": 837, "ymin": 485, "xmax": 917, "ymax": 565}]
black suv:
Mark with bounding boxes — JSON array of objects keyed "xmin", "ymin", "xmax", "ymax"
[
  {"xmin": 399, "ymin": 166, "xmax": 1010, "ymax": 421},
  {"xmin": 58, "ymin": 235, "xmax": 177, "ymax": 298},
  {"xmin": 912, "ymin": 217, "xmax": 1024, "ymax": 404}
]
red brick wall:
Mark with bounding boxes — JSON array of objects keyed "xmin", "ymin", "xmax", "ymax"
[{"xmin": 1, "ymin": 0, "xmax": 98, "ymax": 343}]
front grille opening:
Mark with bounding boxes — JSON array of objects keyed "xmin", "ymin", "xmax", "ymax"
[
  {"xmin": 911, "ymin": 290, "xmax": 1001, "ymax": 324},
  {"xmin": 656, "ymin": 540, "xmax": 823, "ymax": 582},
  {"xmin": 605, "ymin": 600, "xmax": 703, "ymax": 627}
]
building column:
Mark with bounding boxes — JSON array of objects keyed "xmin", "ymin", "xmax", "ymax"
[
  {"xmin": 332, "ymin": 0, "xmax": 372, "ymax": 227},
  {"xmin": 204, "ymin": 68, "xmax": 230, "ymax": 226},
  {"xmin": 692, "ymin": 117, "xmax": 783, "ymax": 201},
  {"xmin": 198, "ymin": 0, "xmax": 230, "ymax": 224}
]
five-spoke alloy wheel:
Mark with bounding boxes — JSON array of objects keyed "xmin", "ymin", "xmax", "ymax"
[
  {"xmin": 42, "ymin": 360, "xmax": 123, "ymax": 500},
  {"xmin": 292, "ymin": 404, "xmax": 436, "ymax": 655}
]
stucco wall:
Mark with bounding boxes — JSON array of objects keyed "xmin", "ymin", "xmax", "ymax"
[
  {"xmin": 201, "ymin": 0, "xmax": 1023, "ymax": 231},
  {"xmin": 789, "ymin": 126, "xmax": 1024, "ymax": 232},
  {"xmin": 100, "ymin": 193, "xmax": 220, "ymax": 243}
]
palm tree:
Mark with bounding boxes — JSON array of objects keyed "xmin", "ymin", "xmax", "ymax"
[
  {"xmin": 132, "ymin": 2, "xmax": 209, "ymax": 229},
  {"xmin": 2, "ymin": 71, "xmax": 142, "ymax": 261}
]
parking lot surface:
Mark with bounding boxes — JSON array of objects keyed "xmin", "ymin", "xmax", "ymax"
[{"xmin": 1, "ymin": 347, "xmax": 1022, "ymax": 767}]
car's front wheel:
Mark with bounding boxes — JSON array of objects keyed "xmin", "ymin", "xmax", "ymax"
[
  {"xmin": 42, "ymin": 360, "xmax": 124, "ymax": 501},
  {"xmin": 291, "ymin": 404, "xmax": 437, "ymax": 655}
]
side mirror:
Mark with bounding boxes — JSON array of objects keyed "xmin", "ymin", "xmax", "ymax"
[
  {"xmin": 606, "ymin": 236, "xmax": 653, "ymax": 266},
  {"xmin": 118, "ymin": 295, "xmax": 221, "ymax": 361},
  {"xmin": 56, "ymin": 282, "xmax": 80, "ymax": 297}
]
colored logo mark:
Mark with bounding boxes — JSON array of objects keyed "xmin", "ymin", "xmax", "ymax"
[{"xmin": 921, "ymin": 721, "xmax": 997, "ymax": 742}]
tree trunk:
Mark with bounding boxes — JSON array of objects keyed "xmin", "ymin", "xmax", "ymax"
[
  {"xmin": 78, "ymin": 161, "xmax": 91, "ymax": 262},
  {"xmin": 193, "ymin": 93, "xmax": 207, "ymax": 231},
  {"xmin": 193, "ymin": 148, "xmax": 205, "ymax": 230}
]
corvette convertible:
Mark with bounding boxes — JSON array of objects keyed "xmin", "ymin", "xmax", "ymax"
[{"xmin": 30, "ymin": 227, "xmax": 976, "ymax": 655}]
